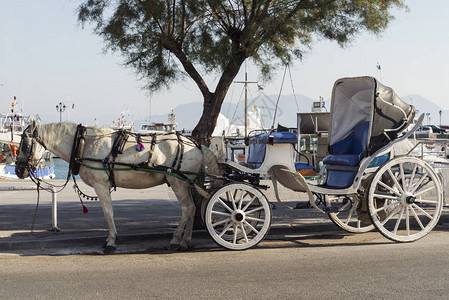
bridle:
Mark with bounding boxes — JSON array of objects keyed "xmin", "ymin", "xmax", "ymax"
[
  {"xmin": 17, "ymin": 126, "xmax": 36, "ymax": 173},
  {"xmin": 17, "ymin": 124, "xmax": 73, "ymax": 193}
]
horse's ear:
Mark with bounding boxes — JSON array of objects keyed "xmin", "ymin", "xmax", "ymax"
[{"xmin": 30, "ymin": 120, "xmax": 37, "ymax": 136}]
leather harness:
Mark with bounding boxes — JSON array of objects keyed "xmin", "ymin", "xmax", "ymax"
[{"xmin": 70, "ymin": 125, "xmax": 194, "ymax": 189}]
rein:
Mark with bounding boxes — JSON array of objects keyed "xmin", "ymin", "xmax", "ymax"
[{"xmin": 24, "ymin": 124, "xmax": 226, "ymax": 212}]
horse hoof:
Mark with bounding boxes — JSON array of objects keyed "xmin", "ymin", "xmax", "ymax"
[
  {"xmin": 169, "ymin": 243, "xmax": 188, "ymax": 252},
  {"xmin": 104, "ymin": 245, "xmax": 116, "ymax": 255},
  {"xmin": 178, "ymin": 244, "xmax": 188, "ymax": 252},
  {"xmin": 169, "ymin": 243, "xmax": 180, "ymax": 251}
]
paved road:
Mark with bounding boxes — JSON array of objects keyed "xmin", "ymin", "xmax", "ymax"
[
  {"xmin": 1, "ymin": 230, "xmax": 449, "ymax": 299},
  {"xmin": 2, "ymin": 179, "xmax": 449, "ymax": 298}
]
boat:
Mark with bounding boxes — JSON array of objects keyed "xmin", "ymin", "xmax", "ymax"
[
  {"xmin": 0, "ymin": 99, "xmax": 55, "ymax": 180},
  {"xmin": 111, "ymin": 106, "xmax": 134, "ymax": 131},
  {"xmin": 139, "ymin": 110, "xmax": 177, "ymax": 134}
]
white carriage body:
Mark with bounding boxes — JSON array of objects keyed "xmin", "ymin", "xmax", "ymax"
[{"xmin": 206, "ymin": 76, "xmax": 444, "ymax": 250}]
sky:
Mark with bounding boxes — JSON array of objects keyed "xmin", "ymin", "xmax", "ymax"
[{"xmin": 0, "ymin": 0, "xmax": 448, "ymax": 126}]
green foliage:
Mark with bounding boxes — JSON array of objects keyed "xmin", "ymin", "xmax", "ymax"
[{"xmin": 78, "ymin": 0, "xmax": 405, "ymax": 92}]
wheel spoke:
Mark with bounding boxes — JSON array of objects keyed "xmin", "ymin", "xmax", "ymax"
[
  {"xmin": 218, "ymin": 198, "xmax": 234, "ymax": 213},
  {"xmin": 406, "ymin": 207, "xmax": 410, "ymax": 236},
  {"xmin": 241, "ymin": 223, "xmax": 249, "ymax": 243},
  {"xmin": 211, "ymin": 210, "xmax": 232, "ymax": 217},
  {"xmin": 242, "ymin": 195, "xmax": 256, "ymax": 211},
  {"xmin": 408, "ymin": 164, "xmax": 418, "ymax": 192},
  {"xmin": 374, "ymin": 200, "xmax": 401, "ymax": 213},
  {"xmin": 410, "ymin": 206, "xmax": 425, "ymax": 230},
  {"xmin": 228, "ymin": 191, "xmax": 237, "ymax": 210},
  {"xmin": 336, "ymin": 201, "xmax": 352, "ymax": 214},
  {"xmin": 411, "ymin": 203, "xmax": 433, "ymax": 219},
  {"xmin": 411, "ymin": 171, "xmax": 428, "ymax": 194},
  {"xmin": 399, "ymin": 163, "xmax": 407, "ymax": 192},
  {"xmin": 393, "ymin": 207, "xmax": 405, "ymax": 235},
  {"xmin": 381, "ymin": 205, "xmax": 402, "ymax": 225},
  {"xmin": 233, "ymin": 224, "xmax": 238, "ymax": 244},
  {"xmin": 344, "ymin": 201, "xmax": 358, "ymax": 225},
  {"xmin": 218, "ymin": 222, "xmax": 233, "ymax": 237},
  {"xmin": 378, "ymin": 181, "xmax": 401, "ymax": 197},
  {"xmin": 212, "ymin": 217, "xmax": 232, "ymax": 228},
  {"xmin": 246, "ymin": 206, "xmax": 264, "ymax": 215},
  {"xmin": 415, "ymin": 199, "xmax": 439, "ymax": 204},
  {"xmin": 373, "ymin": 192, "xmax": 401, "ymax": 201},
  {"xmin": 387, "ymin": 168, "xmax": 404, "ymax": 194},
  {"xmin": 238, "ymin": 192, "xmax": 246, "ymax": 210},
  {"xmin": 246, "ymin": 216, "xmax": 265, "ymax": 223},
  {"xmin": 243, "ymin": 220, "xmax": 259, "ymax": 234},
  {"xmin": 414, "ymin": 185, "xmax": 436, "ymax": 198}
]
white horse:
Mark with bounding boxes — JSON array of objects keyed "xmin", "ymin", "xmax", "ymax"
[{"xmin": 16, "ymin": 121, "xmax": 222, "ymax": 254}]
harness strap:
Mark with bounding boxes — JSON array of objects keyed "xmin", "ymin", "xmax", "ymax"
[
  {"xmin": 70, "ymin": 124, "xmax": 87, "ymax": 177},
  {"xmin": 171, "ymin": 133, "xmax": 184, "ymax": 170},
  {"xmin": 143, "ymin": 134, "xmax": 157, "ymax": 166},
  {"xmin": 106, "ymin": 129, "xmax": 129, "ymax": 190}
]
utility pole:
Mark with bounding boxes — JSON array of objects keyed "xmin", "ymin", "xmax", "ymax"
[{"xmin": 234, "ymin": 61, "xmax": 258, "ymax": 137}]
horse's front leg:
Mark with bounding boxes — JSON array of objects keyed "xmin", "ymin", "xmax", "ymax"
[
  {"xmin": 93, "ymin": 183, "xmax": 117, "ymax": 254},
  {"xmin": 167, "ymin": 177, "xmax": 195, "ymax": 251}
]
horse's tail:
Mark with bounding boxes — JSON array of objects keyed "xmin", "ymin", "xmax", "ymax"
[{"xmin": 200, "ymin": 145, "xmax": 223, "ymax": 179}]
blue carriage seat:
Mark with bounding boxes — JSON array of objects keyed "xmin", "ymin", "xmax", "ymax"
[
  {"xmin": 322, "ymin": 121, "xmax": 370, "ymax": 188},
  {"xmin": 245, "ymin": 132, "xmax": 299, "ymax": 169},
  {"xmin": 323, "ymin": 121, "xmax": 370, "ymax": 167}
]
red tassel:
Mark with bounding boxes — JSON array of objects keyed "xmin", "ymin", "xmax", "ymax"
[{"xmin": 82, "ymin": 204, "xmax": 89, "ymax": 214}]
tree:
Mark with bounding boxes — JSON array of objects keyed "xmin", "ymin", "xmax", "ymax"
[{"xmin": 78, "ymin": 0, "xmax": 405, "ymax": 144}]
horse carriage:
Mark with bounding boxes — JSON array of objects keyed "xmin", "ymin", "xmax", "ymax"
[
  {"xmin": 14, "ymin": 76, "xmax": 446, "ymax": 253},
  {"xmin": 205, "ymin": 76, "xmax": 444, "ymax": 250}
]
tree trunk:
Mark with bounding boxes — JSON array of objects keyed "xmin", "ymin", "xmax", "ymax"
[{"xmin": 192, "ymin": 54, "xmax": 246, "ymax": 145}]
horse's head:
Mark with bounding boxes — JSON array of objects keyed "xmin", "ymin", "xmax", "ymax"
[{"xmin": 15, "ymin": 121, "xmax": 46, "ymax": 179}]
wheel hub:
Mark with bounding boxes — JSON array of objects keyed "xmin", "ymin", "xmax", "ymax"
[
  {"xmin": 401, "ymin": 192, "xmax": 416, "ymax": 206},
  {"xmin": 406, "ymin": 195, "xmax": 416, "ymax": 204},
  {"xmin": 232, "ymin": 210, "xmax": 246, "ymax": 223}
]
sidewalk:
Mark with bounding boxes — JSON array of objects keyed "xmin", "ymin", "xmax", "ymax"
[{"xmin": 0, "ymin": 179, "xmax": 340, "ymax": 254}]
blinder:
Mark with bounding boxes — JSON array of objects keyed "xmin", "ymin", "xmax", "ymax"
[{"xmin": 16, "ymin": 124, "xmax": 41, "ymax": 176}]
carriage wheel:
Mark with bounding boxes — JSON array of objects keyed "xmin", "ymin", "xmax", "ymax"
[
  {"xmin": 205, "ymin": 183, "xmax": 272, "ymax": 250},
  {"xmin": 368, "ymin": 156, "xmax": 443, "ymax": 242},
  {"xmin": 325, "ymin": 195, "xmax": 375, "ymax": 233}
]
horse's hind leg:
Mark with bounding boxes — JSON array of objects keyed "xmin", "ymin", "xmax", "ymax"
[
  {"xmin": 93, "ymin": 184, "xmax": 118, "ymax": 254},
  {"xmin": 167, "ymin": 177, "xmax": 195, "ymax": 251}
]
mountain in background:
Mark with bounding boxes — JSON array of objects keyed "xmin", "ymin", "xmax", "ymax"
[
  {"xmin": 138, "ymin": 93, "xmax": 320, "ymax": 130},
  {"xmin": 402, "ymin": 94, "xmax": 449, "ymax": 125},
  {"xmin": 139, "ymin": 93, "xmax": 448, "ymax": 131}
]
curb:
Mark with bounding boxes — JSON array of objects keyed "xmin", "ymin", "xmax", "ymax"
[{"xmin": 0, "ymin": 222, "xmax": 339, "ymax": 252}]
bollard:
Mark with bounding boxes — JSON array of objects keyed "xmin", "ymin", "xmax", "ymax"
[
  {"xmin": 0, "ymin": 185, "xmax": 60, "ymax": 231},
  {"xmin": 50, "ymin": 187, "xmax": 60, "ymax": 232}
]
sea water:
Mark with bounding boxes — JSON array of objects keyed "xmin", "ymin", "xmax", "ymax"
[{"xmin": 53, "ymin": 158, "xmax": 80, "ymax": 179}]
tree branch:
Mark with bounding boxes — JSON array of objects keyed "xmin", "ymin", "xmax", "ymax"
[{"xmin": 169, "ymin": 44, "xmax": 211, "ymax": 98}]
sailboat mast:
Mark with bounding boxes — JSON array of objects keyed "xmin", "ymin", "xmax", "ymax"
[
  {"xmin": 244, "ymin": 64, "xmax": 248, "ymax": 137},
  {"xmin": 235, "ymin": 61, "xmax": 257, "ymax": 137}
]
